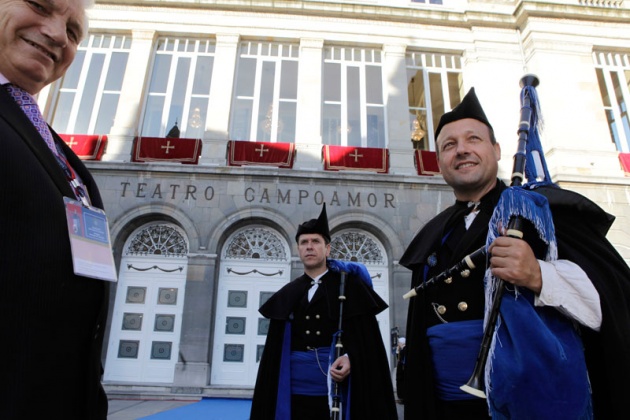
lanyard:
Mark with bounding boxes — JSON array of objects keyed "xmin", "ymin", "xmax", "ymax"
[{"xmin": 54, "ymin": 143, "xmax": 91, "ymax": 207}]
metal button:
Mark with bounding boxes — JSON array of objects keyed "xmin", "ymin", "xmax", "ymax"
[
  {"xmin": 427, "ymin": 253, "xmax": 437, "ymax": 267},
  {"xmin": 315, "ymin": 314, "xmax": 320, "ymax": 319},
  {"xmin": 437, "ymin": 305, "xmax": 446, "ymax": 315},
  {"xmin": 458, "ymin": 302, "xmax": 468, "ymax": 312},
  {"xmin": 305, "ymin": 330, "xmax": 310, "ymax": 335},
  {"xmin": 316, "ymin": 331, "xmax": 321, "ymax": 335},
  {"xmin": 305, "ymin": 315, "xmax": 310, "ymax": 320}
]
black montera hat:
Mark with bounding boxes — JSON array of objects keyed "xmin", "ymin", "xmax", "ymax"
[
  {"xmin": 295, "ymin": 203, "xmax": 331, "ymax": 243},
  {"xmin": 434, "ymin": 87, "xmax": 493, "ymax": 139}
]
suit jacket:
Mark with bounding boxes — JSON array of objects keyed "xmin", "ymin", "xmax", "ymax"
[{"xmin": 0, "ymin": 87, "xmax": 109, "ymax": 419}]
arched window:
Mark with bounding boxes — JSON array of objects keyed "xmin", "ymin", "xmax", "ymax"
[
  {"xmin": 330, "ymin": 230, "xmax": 385, "ymax": 265},
  {"xmin": 224, "ymin": 227, "xmax": 288, "ymax": 261},
  {"xmin": 125, "ymin": 224, "xmax": 188, "ymax": 257}
]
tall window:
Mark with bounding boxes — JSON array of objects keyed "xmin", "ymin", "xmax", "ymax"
[
  {"xmin": 51, "ymin": 34, "xmax": 131, "ymax": 135},
  {"xmin": 141, "ymin": 38, "xmax": 216, "ymax": 139},
  {"xmin": 594, "ymin": 51, "xmax": 630, "ymax": 153},
  {"xmin": 322, "ymin": 46, "xmax": 386, "ymax": 148},
  {"xmin": 406, "ymin": 52, "xmax": 463, "ymax": 150},
  {"xmin": 229, "ymin": 41, "xmax": 299, "ymax": 143}
]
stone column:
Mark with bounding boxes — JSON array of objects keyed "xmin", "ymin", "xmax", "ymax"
[
  {"xmin": 103, "ymin": 30, "xmax": 156, "ymax": 162},
  {"xmin": 294, "ymin": 38, "xmax": 324, "ymax": 170},
  {"xmin": 200, "ymin": 33, "xmax": 240, "ymax": 165},
  {"xmin": 383, "ymin": 44, "xmax": 416, "ymax": 175}
]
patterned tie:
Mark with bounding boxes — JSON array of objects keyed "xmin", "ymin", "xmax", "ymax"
[{"xmin": 4, "ymin": 84, "xmax": 58, "ymax": 155}]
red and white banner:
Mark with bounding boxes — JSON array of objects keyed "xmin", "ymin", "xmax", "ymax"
[
  {"xmin": 619, "ymin": 153, "xmax": 630, "ymax": 176},
  {"xmin": 59, "ymin": 134, "xmax": 107, "ymax": 161},
  {"xmin": 322, "ymin": 145, "xmax": 389, "ymax": 173},
  {"xmin": 227, "ymin": 140, "xmax": 296, "ymax": 168},
  {"xmin": 132, "ymin": 137, "xmax": 202, "ymax": 164},
  {"xmin": 414, "ymin": 150, "xmax": 440, "ymax": 176}
]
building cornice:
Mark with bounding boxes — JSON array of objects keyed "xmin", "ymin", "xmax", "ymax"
[{"xmin": 93, "ymin": 0, "xmax": 628, "ymax": 32}]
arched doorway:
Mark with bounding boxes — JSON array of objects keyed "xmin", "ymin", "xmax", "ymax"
[
  {"xmin": 211, "ymin": 226, "xmax": 291, "ymax": 386},
  {"xmin": 330, "ymin": 229, "xmax": 391, "ymax": 360},
  {"xmin": 104, "ymin": 223, "xmax": 189, "ymax": 383}
]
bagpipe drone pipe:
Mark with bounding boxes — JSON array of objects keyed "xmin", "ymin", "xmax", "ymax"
[{"xmin": 404, "ymin": 75, "xmax": 594, "ymax": 419}]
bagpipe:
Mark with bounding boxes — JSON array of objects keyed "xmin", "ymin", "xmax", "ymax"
[
  {"xmin": 403, "ymin": 74, "xmax": 541, "ymax": 302},
  {"xmin": 330, "ymin": 270, "xmax": 346, "ymax": 420},
  {"xmin": 404, "ymin": 75, "xmax": 593, "ymax": 418}
]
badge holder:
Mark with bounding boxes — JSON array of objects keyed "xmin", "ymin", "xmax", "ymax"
[{"xmin": 64, "ymin": 197, "xmax": 118, "ymax": 282}]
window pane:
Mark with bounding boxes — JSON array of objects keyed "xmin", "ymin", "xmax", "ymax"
[
  {"xmin": 150, "ymin": 55, "xmax": 172, "ymax": 94},
  {"xmin": 596, "ymin": 69, "xmax": 611, "ymax": 107},
  {"xmin": 62, "ymin": 50, "xmax": 85, "ymax": 90},
  {"xmin": 75, "ymin": 54, "xmax": 105, "ymax": 133},
  {"xmin": 51, "ymin": 92, "xmax": 75, "ymax": 133},
  {"xmin": 235, "ymin": 57, "xmax": 256, "ymax": 97},
  {"xmin": 365, "ymin": 65, "xmax": 383, "ymax": 104},
  {"xmin": 142, "ymin": 96, "xmax": 166, "ymax": 137},
  {"xmin": 278, "ymin": 101, "xmax": 296, "ymax": 143},
  {"xmin": 611, "ymin": 71, "xmax": 630, "ymax": 148},
  {"xmin": 322, "ymin": 103, "xmax": 341, "ymax": 145},
  {"xmin": 407, "ymin": 70, "xmax": 425, "ymax": 109},
  {"xmin": 186, "ymin": 97, "xmax": 207, "ymax": 139},
  {"xmin": 192, "ymin": 56, "xmax": 214, "ymax": 95},
  {"xmin": 447, "ymin": 72, "xmax": 463, "ymax": 108},
  {"xmin": 429, "ymin": 72, "xmax": 444, "ymax": 136},
  {"xmin": 256, "ymin": 61, "xmax": 276, "ymax": 142},
  {"xmin": 95, "ymin": 93, "xmax": 119, "ymax": 134},
  {"xmin": 166, "ymin": 57, "xmax": 191, "ymax": 129},
  {"xmin": 605, "ymin": 109, "xmax": 621, "ymax": 149},
  {"xmin": 280, "ymin": 60, "xmax": 298, "ymax": 99},
  {"xmin": 323, "ymin": 62, "xmax": 341, "ymax": 102},
  {"xmin": 367, "ymin": 107, "xmax": 385, "ymax": 148},
  {"xmin": 347, "ymin": 66, "xmax": 361, "ymax": 147},
  {"xmin": 230, "ymin": 99, "xmax": 253, "ymax": 140},
  {"xmin": 104, "ymin": 52, "xmax": 129, "ymax": 91}
]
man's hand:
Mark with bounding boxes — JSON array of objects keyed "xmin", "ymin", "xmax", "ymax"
[
  {"xmin": 489, "ymin": 236, "xmax": 542, "ymax": 294},
  {"xmin": 330, "ymin": 354, "xmax": 350, "ymax": 382}
]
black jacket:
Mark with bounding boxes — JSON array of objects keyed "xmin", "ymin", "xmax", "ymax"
[
  {"xmin": 251, "ymin": 268, "xmax": 398, "ymax": 419},
  {"xmin": 400, "ymin": 179, "xmax": 630, "ymax": 419},
  {"xmin": 0, "ymin": 87, "xmax": 109, "ymax": 419}
]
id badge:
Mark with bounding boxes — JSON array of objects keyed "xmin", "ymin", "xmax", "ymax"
[{"xmin": 64, "ymin": 197, "xmax": 118, "ymax": 282}]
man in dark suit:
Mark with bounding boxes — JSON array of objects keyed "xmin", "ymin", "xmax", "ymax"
[{"xmin": 0, "ymin": 0, "xmax": 110, "ymax": 418}]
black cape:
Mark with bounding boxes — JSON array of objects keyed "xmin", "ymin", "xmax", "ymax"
[
  {"xmin": 400, "ymin": 180, "xmax": 630, "ymax": 419},
  {"xmin": 250, "ymin": 268, "xmax": 398, "ymax": 419}
]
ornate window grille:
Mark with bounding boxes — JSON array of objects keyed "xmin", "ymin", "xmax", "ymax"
[
  {"xmin": 330, "ymin": 231, "xmax": 385, "ymax": 265},
  {"xmin": 224, "ymin": 227, "xmax": 288, "ymax": 261},
  {"xmin": 126, "ymin": 224, "xmax": 188, "ymax": 257}
]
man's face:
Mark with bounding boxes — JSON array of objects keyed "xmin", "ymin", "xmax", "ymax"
[
  {"xmin": 0, "ymin": 0, "xmax": 85, "ymax": 95},
  {"xmin": 436, "ymin": 118, "xmax": 501, "ymax": 201},
  {"xmin": 297, "ymin": 233, "xmax": 330, "ymax": 272}
]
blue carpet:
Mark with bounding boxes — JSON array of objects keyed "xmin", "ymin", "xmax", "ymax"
[{"xmin": 140, "ymin": 398, "xmax": 252, "ymax": 419}]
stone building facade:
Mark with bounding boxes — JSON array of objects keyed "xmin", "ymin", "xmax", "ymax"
[{"xmin": 38, "ymin": 0, "xmax": 630, "ymax": 396}]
